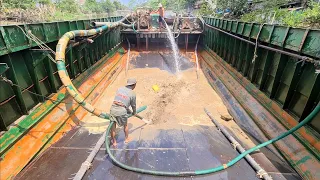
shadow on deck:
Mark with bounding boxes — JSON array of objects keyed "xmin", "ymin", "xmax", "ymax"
[{"xmin": 15, "ymin": 121, "xmax": 300, "ymax": 180}]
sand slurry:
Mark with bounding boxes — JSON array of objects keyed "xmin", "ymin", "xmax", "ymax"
[{"xmin": 80, "ymin": 67, "xmax": 255, "ymax": 148}]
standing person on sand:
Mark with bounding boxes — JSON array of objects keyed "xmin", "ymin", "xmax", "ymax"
[
  {"xmin": 109, "ymin": 78, "xmax": 137, "ymax": 147},
  {"xmin": 157, "ymin": 3, "xmax": 165, "ymax": 29}
]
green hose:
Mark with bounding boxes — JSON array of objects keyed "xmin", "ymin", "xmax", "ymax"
[
  {"xmin": 128, "ymin": 106, "xmax": 147, "ymax": 118},
  {"xmin": 105, "ymin": 103, "xmax": 320, "ymax": 176}
]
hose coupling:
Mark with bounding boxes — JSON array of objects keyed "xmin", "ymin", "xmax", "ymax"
[
  {"xmin": 256, "ymin": 169, "xmax": 271, "ymax": 179},
  {"xmin": 231, "ymin": 142, "xmax": 240, "ymax": 150}
]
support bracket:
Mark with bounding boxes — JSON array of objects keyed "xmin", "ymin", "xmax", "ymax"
[
  {"xmin": 29, "ymin": 49, "xmax": 51, "ymax": 67},
  {"xmin": 0, "ymin": 63, "xmax": 9, "ymax": 75}
]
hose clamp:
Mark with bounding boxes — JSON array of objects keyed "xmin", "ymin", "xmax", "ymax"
[
  {"xmin": 256, "ymin": 169, "xmax": 270, "ymax": 179},
  {"xmin": 231, "ymin": 142, "xmax": 240, "ymax": 150},
  {"xmin": 82, "ymin": 161, "xmax": 92, "ymax": 170},
  {"xmin": 222, "ymin": 164, "xmax": 228, "ymax": 169}
]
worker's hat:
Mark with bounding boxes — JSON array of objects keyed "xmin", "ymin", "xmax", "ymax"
[
  {"xmin": 158, "ymin": 3, "xmax": 162, "ymax": 7},
  {"xmin": 127, "ymin": 78, "xmax": 137, "ymax": 86}
]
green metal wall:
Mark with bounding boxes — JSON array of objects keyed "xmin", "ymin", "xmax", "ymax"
[
  {"xmin": 203, "ymin": 17, "xmax": 320, "ymax": 134},
  {"xmin": 0, "ymin": 16, "xmax": 123, "ymax": 130}
]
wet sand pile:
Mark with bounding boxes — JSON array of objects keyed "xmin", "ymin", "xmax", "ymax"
[
  {"xmin": 83, "ymin": 67, "xmax": 231, "ymax": 127},
  {"xmin": 80, "ymin": 67, "xmax": 255, "ymax": 147},
  {"xmin": 144, "ymin": 77, "xmax": 186, "ymax": 124},
  {"xmin": 134, "ymin": 68, "xmax": 229, "ymax": 126}
]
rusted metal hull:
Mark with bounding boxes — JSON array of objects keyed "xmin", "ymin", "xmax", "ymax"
[
  {"xmin": 199, "ymin": 49, "xmax": 320, "ymax": 179},
  {"xmin": 0, "ymin": 50, "xmax": 126, "ymax": 180},
  {"xmin": 15, "ymin": 124, "xmax": 265, "ymax": 180},
  {"xmin": 201, "ymin": 48, "xmax": 320, "ymax": 154},
  {"xmin": 13, "ymin": 50, "xmax": 301, "ymax": 180}
]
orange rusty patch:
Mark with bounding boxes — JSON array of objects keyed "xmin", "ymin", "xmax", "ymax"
[
  {"xmin": 0, "ymin": 52, "xmax": 125, "ymax": 180},
  {"xmin": 43, "ymin": 57, "xmax": 125, "ymax": 150},
  {"xmin": 203, "ymin": 48, "xmax": 320, "ymax": 153},
  {"xmin": 200, "ymin": 51, "xmax": 320, "ymax": 179}
]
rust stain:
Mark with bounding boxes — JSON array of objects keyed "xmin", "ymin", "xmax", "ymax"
[
  {"xmin": 52, "ymin": 64, "xmax": 125, "ymax": 140},
  {"xmin": 30, "ymin": 101, "xmax": 54, "ymax": 119},
  {"xmin": 200, "ymin": 50, "xmax": 320, "ymax": 179},
  {"xmin": 0, "ymin": 52, "xmax": 125, "ymax": 180},
  {"xmin": 202, "ymin": 48, "xmax": 320, "ymax": 152},
  {"xmin": 46, "ymin": 52, "xmax": 127, "ymax": 148}
]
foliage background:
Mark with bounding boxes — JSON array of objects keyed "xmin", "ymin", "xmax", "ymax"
[
  {"xmin": 0, "ymin": 0, "xmax": 319, "ymax": 28},
  {"xmin": 241, "ymin": 1, "xmax": 320, "ymax": 28},
  {"xmin": 0, "ymin": 0, "xmax": 126, "ymax": 24},
  {"xmin": 197, "ymin": 0, "xmax": 320, "ymax": 28}
]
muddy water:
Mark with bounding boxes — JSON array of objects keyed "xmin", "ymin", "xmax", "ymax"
[{"xmin": 80, "ymin": 62, "xmax": 256, "ymax": 148}]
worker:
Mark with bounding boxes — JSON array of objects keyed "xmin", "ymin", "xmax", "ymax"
[
  {"xmin": 109, "ymin": 78, "xmax": 137, "ymax": 147},
  {"xmin": 157, "ymin": 3, "xmax": 165, "ymax": 29}
]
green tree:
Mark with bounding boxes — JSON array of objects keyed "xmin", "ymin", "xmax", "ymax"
[
  {"xmin": 83, "ymin": 0, "xmax": 103, "ymax": 13},
  {"xmin": 216, "ymin": 0, "xmax": 247, "ymax": 17},
  {"xmin": 56, "ymin": 0, "xmax": 79, "ymax": 13},
  {"xmin": 241, "ymin": 1, "xmax": 320, "ymax": 28},
  {"xmin": 139, "ymin": 0, "xmax": 167, "ymax": 9},
  {"xmin": 113, "ymin": 0, "xmax": 124, "ymax": 10},
  {"xmin": 101, "ymin": 0, "xmax": 115, "ymax": 14},
  {"xmin": 38, "ymin": 0, "xmax": 50, "ymax": 6},
  {"xmin": 258, "ymin": 0, "xmax": 290, "ymax": 9},
  {"xmin": 2, "ymin": 0, "xmax": 36, "ymax": 9},
  {"xmin": 84, "ymin": 0, "xmax": 124, "ymax": 14},
  {"xmin": 136, "ymin": 0, "xmax": 197, "ymax": 12},
  {"xmin": 198, "ymin": 1, "xmax": 215, "ymax": 16}
]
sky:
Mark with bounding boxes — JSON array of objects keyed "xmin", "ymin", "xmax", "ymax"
[{"xmin": 119, "ymin": 0, "xmax": 131, "ymax": 4}]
